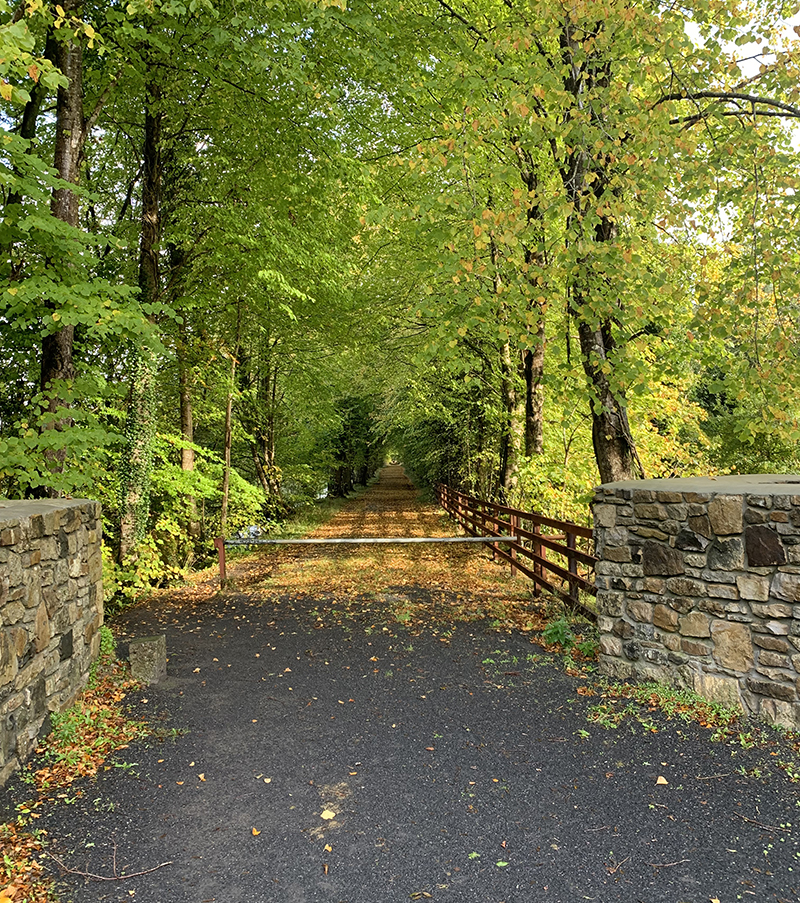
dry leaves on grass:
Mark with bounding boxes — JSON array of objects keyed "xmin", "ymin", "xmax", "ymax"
[
  {"xmin": 3, "ymin": 651, "xmax": 149, "ymax": 903},
  {"xmin": 32, "ymin": 655, "xmax": 149, "ymax": 795},
  {"xmin": 0, "ymin": 823, "xmax": 55, "ymax": 903}
]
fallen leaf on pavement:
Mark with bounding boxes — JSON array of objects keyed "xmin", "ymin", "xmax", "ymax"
[
  {"xmin": 656, "ymin": 776, "xmax": 668, "ymax": 785},
  {"xmin": 252, "ymin": 828, "xmax": 261, "ymax": 836},
  {"xmin": 320, "ymin": 809, "xmax": 336, "ymax": 820}
]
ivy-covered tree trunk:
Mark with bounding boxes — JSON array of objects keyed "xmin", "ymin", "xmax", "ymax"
[
  {"xmin": 40, "ymin": 6, "xmax": 83, "ymax": 488},
  {"xmin": 118, "ymin": 80, "xmax": 162, "ymax": 560}
]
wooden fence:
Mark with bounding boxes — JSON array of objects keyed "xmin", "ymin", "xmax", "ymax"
[{"xmin": 436, "ymin": 484, "xmax": 597, "ymax": 621}]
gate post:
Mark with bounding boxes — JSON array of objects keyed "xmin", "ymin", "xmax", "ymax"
[{"xmin": 214, "ymin": 536, "xmax": 227, "ymax": 586}]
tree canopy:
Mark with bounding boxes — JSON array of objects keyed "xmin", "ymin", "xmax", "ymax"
[{"xmin": 2, "ymin": 0, "xmax": 800, "ymax": 597}]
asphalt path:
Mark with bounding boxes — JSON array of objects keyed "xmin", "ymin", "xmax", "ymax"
[{"xmin": 9, "ymin": 589, "xmax": 800, "ymax": 903}]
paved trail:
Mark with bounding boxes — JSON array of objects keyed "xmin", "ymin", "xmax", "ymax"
[{"xmin": 6, "ymin": 468, "xmax": 800, "ymax": 902}]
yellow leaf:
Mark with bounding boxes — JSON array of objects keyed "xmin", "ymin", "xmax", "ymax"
[
  {"xmin": 252, "ymin": 827, "xmax": 261, "ymax": 836},
  {"xmin": 320, "ymin": 809, "xmax": 336, "ymax": 820},
  {"xmin": 198, "ymin": 773, "xmax": 205, "ymax": 781},
  {"xmin": 656, "ymin": 776, "xmax": 668, "ymax": 785},
  {"xmin": 324, "ymin": 844, "xmax": 332, "ymax": 852},
  {"xmin": 0, "ymin": 82, "xmax": 13, "ymax": 102}
]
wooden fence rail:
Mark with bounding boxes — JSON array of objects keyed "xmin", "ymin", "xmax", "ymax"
[{"xmin": 436, "ymin": 483, "xmax": 597, "ymax": 621}]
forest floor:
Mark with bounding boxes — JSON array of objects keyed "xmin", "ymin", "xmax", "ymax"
[{"xmin": 3, "ymin": 465, "xmax": 800, "ymax": 903}]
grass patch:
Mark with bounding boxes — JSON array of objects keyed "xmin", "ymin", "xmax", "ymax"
[
  {"xmin": 25, "ymin": 627, "xmax": 150, "ymax": 796},
  {"xmin": 587, "ymin": 680, "xmax": 742, "ymax": 734}
]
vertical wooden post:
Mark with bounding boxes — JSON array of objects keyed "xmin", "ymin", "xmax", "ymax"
[
  {"xmin": 214, "ymin": 536, "xmax": 227, "ymax": 586},
  {"xmin": 567, "ymin": 531, "xmax": 578, "ymax": 604},
  {"xmin": 532, "ymin": 522, "xmax": 542, "ymax": 597},
  {"xmin": 510, "ymin": 512, "xmax": 519, "ymax": 577}
]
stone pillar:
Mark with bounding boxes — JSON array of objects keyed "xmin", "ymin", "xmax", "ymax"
[{"xmin": 593, "ymin": 476, "xmax": 800, "ymax": 730}]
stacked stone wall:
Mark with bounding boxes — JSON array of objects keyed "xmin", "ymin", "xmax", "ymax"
[
  {"xmin": 593, "ymin": 476, "xmax": 800, "ymax": 729},
  {"xmin": 0, "ymin": 500, "xmax": 103, "ymax": 785}
]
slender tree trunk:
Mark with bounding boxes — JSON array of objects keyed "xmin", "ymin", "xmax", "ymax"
[
  {"xmin": 220, "ymin": 353, "xmax": 236, "ymax": 536},
  {"xmin": 5, "ymin": 33, "xmax": 56, "ymax": 226},
  {"xmin": 177, "ymin": 340, "xmax": 200, "ymax": 538},
  {"xmin": 522, "ymin": 313, "xmax": 545, "ymax": 457},
  {"xmin": 489, "ymin": 229, "xmax": 524, "ymax": 496},
  {"xmin": 498, "ymin": 338, "xmax": 525, "ymax": 495},
  {"xmin": 512, "ymin": 146, "xmax": 546, "ymax": 460},
  {"xmin": 118, "ymin": 80, "xmax": 163, "ymax": 560},
  {"xmin": 40, "ymin": 8, "xmax": 83, "ymax": 487},
  {"xmin": 220, "ymin": 304, "xmax": 242, "ymax": 535}
]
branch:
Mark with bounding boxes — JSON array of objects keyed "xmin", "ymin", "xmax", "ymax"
[
  {"xmin": 48, "ymin": 853, "xmax": 173, "ymax": 881},
  {"xmin": 82, "ymin": 73, "xmax": 121, "ymax": 148},
  {"xmin": 655, "ymin": 90, "xmax": 800, "ymax": 119},
  {"xmin": 433, "ymin": 0, "xmax": 488, "ymax": 43}
]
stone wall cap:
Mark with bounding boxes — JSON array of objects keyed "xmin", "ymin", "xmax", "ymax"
[
  {"xmin": 597, "ymin": 475, "xmax": 800, "ymax": 496},
  {"xmin": 0, "ymin": 499, "xmax": 97, "ymax": 517}
]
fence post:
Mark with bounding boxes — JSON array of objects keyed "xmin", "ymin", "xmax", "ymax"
[
  {"xmin": 214, "ymin": 536, "xmax": 227, "ymax": 586},
  {"xmin": 532, "ymin": 523, "xmax": 542, "ymax": 597},
  {"xmin": 567, "ymin": 531, "xmax": 578, "ymax": 604},
  {"xmin": 510, "ymin": 512, "xmax": 519, "ymax": 577}
]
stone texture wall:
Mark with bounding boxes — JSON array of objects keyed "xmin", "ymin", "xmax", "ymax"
[
  {"xmin": 593, "ymin": 476, "xmax": 800, "ymax": 730},
  {"xmin": 0, "ymin": 499, "xmax": 103, "ymax": 785}
]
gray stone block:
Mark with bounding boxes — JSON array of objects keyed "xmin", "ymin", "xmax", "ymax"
[{"xmin": 128, "ymin": 635, "xmax": 167, "ymax": 684}]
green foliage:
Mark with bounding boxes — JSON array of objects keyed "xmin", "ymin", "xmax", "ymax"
[
  {"xmin": 98, "ymin": 625, "xmax": 115, "ymax": 658},
  {"xmin": 542, "ymin": 617, "xmax": 575, "ymax": 651},
  {"xmin": 2, "ymin": 0, "xmax": 800, "ymax": 602}
]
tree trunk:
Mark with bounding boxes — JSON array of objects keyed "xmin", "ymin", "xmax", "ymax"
[
  {"xmin": 522, "ymin": 314, "xmax": 545, "ymax": 457},
  {"xmin": 220, "ymin": 353, "xmax": 236, "ymax": 536},
  {"xmin": 5, "ymin": 33, "xmax": 56, "ymax": 223},
  {"xmin": 177, "ymin": 339, "xmax": 200, "ymax": 538},
  {"xmin": 559, "ymin": 24, "xmax": 640, "ymax": 483},
  {"xmin": 498, "ymin": 338, "xmax": 525, "ymax": 495},
  {"xmin": 576, "ymin": 318, "xmax": 640, "ymax": 483},
  {"xmin": 220, "ymin": 303, "xmax": 242, "ymax": 535},
  {"xmin": 490, "ymin": 228, "xmax": 524, "ymax": 497},
  {"xmin": 511, "ymin": 145, "xmax": 546, "ymax": 460},
  {"xmin": 40, "ymin": 8, "xmax": 83, "ymax": 487},
  {"xmin": 118, "ymin": 81, "xmax": 163, "ymax": 560}
]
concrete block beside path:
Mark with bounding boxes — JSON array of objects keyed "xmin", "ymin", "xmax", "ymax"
[{"xmin": 128, "ymin": 634, "xmax": 167, "ymax": 684}]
